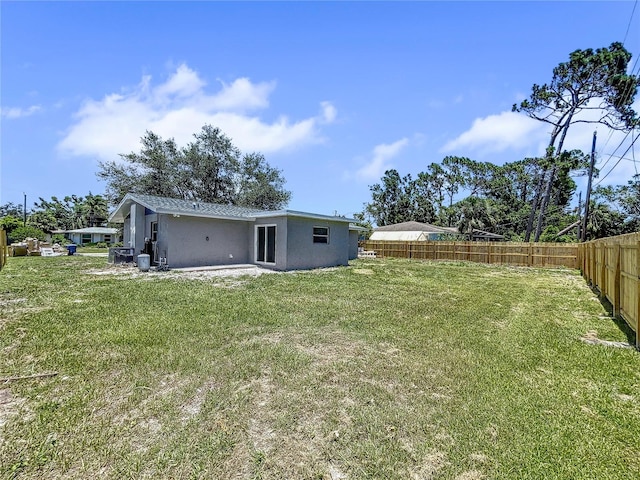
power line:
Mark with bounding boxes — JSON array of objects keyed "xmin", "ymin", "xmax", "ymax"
[
  {"xmin": 596, "ymin": 129, "xmax": 633, "ymax": 170},
  {"xmin": 633, "ymin": 130, "xmax": 638, "ymax": 176},
  {"xmin": 593, "ymin": 132, "xmax": 640, "ymax": 187},
  {"xmin": 623, "ymin": 0, "xmax": 638, "ymax": 45}
]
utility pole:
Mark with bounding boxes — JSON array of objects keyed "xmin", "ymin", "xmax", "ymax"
[
  {"xmin": 23, "ymin": 192, "xmax": 27, "ymax": 226},
  {"xmin": 581, "ymin": 131, "xmax": 597, "ymax": 242}
]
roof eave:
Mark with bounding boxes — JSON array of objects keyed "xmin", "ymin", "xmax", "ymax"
[
  {"xmin": 253, "ymin": 210, "xmax": 355, "ymax": 223},
  {"xmin": 156, "ymin": 209, "xmax": 256, "ymax": 221}
]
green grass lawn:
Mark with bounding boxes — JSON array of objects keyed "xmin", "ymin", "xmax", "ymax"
[{"xmin": 1, "ymin": 256, "xmax": 639, "ymax": 479}]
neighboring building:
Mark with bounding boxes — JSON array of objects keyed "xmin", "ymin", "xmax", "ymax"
[
  {"xmin": 370, "ymin": 222, "xmax": 504, "ymax": 242},
  {"xmin": 52, "ymin": 227, "xmax": 120, "ymax": 245},
  {"xmin": 370, "ymin": 221, "xmax": 462, "ymax": 241},
  {"xmin": 108, "ymin": 193, "xmax": 359, "ymax": 270}
]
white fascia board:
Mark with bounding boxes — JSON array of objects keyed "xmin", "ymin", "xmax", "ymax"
[{"xmin": 252, "ymin": 210, "xmax": 355, "ymax": 223}]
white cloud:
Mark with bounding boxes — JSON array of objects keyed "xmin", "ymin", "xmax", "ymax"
[
  {"xmin": 58, "ymin": 64, "xmax": 335, "ymax": 161},
  {"xmin": 154, "ymin": 64, "xmax": 205, "ymax": 100},
  {"xmin": 354, "ymin": 138, "xmax": 409, "ymax": 182},
  {"xmin": 441, "ymin": 111, "xmax": 546, "ymax": 155},
  {"xmin": 320, "ymin": 101, "xmax": 337, "ymax": 123},
  {"xmin": 443, "ymin": 98, "xmax": 640, "ymax": 172},
  {"xmin": 199, "ymin": 77, "xmax": 276, "ymax": 112},
  {"xmin": 1, "ymin": 105, "xmax": 41, "ymax": 119}
]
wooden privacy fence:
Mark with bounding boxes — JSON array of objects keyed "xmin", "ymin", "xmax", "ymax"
[
  {"xmin": 0, "ymin": 230, "xmax": 7, "ymax": 271},
  {"xmin": 579, "ymin": 232, "xmax": 640, "ymax": 347},
  {"xmin": 362, "ymin": 240, "xmax": 579, "ymax": 269}
]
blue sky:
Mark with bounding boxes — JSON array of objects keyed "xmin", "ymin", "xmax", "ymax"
[{"xmin": 2, "ymin": 1, "xmax": 639, "ymax": 218}]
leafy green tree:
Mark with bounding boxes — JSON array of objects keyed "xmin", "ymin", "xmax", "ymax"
[
  {"xmin": 591, "ymin": 177, "xmax": 640, "ymax": 236},
  {"xmin": 407, "ymin": 172, "xmax": 437, "ymax": 224},
  {"xmin": 585, "ymin": 201, "xmax": 627, "ymax": 240},
  {"xmin": 28, "ymin": 210, "xmax": 58, "ymax": 232},
  {"xmin": 235, "ymin": 153, "xmax": 291, "ymax": 209},
  {"xmin": 97, "ymin": 125, "xmax": 291, "ymax": 210},
  {"xmin": 366, "ymin": 169, "xmax": 414, "ymax": 226},
  {"xmin": 182, "ymin": 125, "xmax": 239, "ymax": 204},
  {"xmin": 615, "ymin": 174, "xmax": 640, "ymax": 228},
  {"xmin": 8, "ymin": 226, "xmax": 46, "ymax": 243},
  {"xmin": 0, "ymin": 215, "xmax": 22, "ymax": 236},
  {"xmin": 365, "ymin": 153, "xmax": 592, "ymax": 238},
  {"xmin": 455, "ymin": 196, "xmax": 496, "ymax": 235},
  {"xmin": 82, "ymin": 193, "xmax": 109, "ymax": 227},
  {"xmin": 351, "ymin": 211, "xmax": 373, "ymax": 240},
  {"xmin": 32, "ymin": 196, "xmax": 82, "ymax": 230},
  {"xmin": 514, "ymin": 42, "xmax": 639, "ymax": 241},
  {"xmin": 0, "ymin": 202, "xmax": 25, "ymax": 218},
  {"xmin": 29, "ymin": 194, "xmax": 109, "ymax": 232}
]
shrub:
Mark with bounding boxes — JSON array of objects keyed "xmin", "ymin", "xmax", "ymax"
[
  {"xmin": 51, "ymin": 234, "xmax": 66, "ymax": 245},
  {"xmin": 8, "ymin": 226, "xmax": 47, "ymax": 243}
]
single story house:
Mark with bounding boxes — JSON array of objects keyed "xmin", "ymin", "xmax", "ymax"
[
  {"xmin": 51, "ymin": 227, "xmax": 120, "ymax": 245},
  {"xmin": 370, "ymin": 221, "xmax": 462, "ymax": 241},
  {"xmin": 108, "ymin": 193, "xmax": 360, "ymax": 270},
  {"xmin": 370, "ymin": 221, "xmax": 505, "ymax": 242}
]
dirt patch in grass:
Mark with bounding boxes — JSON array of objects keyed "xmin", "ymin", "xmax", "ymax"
[
  {"xmin": 410, "ymin": 450, "xmax": 449, "ymax": 479},
  {"xmin": 180, "ymin": 381, "xmax": 217, "ymax": 423},
  {"xmin": 0, "ymin": 296, "xmax": 51, "ymax": 326},
  {"xmin": 248, "ymin": 369, "xmax": 277, "ymax": 454},
  {"xmin": 455, "ymin": 471, "xmax": 486, "ymax": 480},
  {"xmin": 353, "ymin": 268, "xmax": 374, "ymax": 275},
  {"xmin": 0, "ymin": 297, "xmax": 27, "ymax": 308},
  {"xmin": 0, "ymin": 388, "xmax": 26, "ymax": 436},
  {"xmin": 580, "ymin": 330, "xmax": 634, "ymax": 349},
  {"xmin": 85, "ymin": 264, "xmax": 278, "ymax": 282},
  {"xmin": 247, "ymin": 329, "xmax": 378, "ymax": 368}
]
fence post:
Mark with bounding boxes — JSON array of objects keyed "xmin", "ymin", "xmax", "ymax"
[
  {"xmin": 613, "ymin": 243, "xmax": 621, "ymax": 318},
  {"xmin": 590, "ymin": 243, "xmax": 596, "ymax": 286},
  {"xmin": 636, "ymin": 239, "xmax": 640, "ymax": 349},
  {"xmin": 0, "ymin": 230, "xmax": 6, "ymax": 271},
  {"xmin": 599, "ymin": 243, "xmax": 607, "ymax": 297},
  {"xmin": 528, "ymin": 243, "xmax": 533, "ymax": 267}
]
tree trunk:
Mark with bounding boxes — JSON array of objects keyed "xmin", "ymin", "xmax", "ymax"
[
  {"xmin": 534, "ymin": 165, "xmax": 557, "ymax": 242},
  {"xmin": 532, "ymin": 113, "xmax": 572, "ymax": 242},
  {"xmin": 525, "ymin": 170, "xmax": 546, "ymax": 242}
]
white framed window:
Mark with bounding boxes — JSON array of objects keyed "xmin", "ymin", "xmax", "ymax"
[
  {"xmin": 150, "ymin": 222, "xmax": 158, "ymax": 242},
  {"xmin": 81, "ymin": 233, "xmax": 92, "ymax": 244},
  {"xmin": 103, "ymin": 235, "xmax": 112, "ymax": 243},
  {"xmin": 256, "ymin": 225, "xmax": 276, "ymax": 263},
  {"xmin": 313, "ymin": 226, "xmax": 329, "ymax": 244}
]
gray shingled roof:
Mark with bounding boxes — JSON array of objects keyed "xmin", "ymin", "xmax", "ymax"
[
  {"xmin": 108, "ymin": 193, "xmax": 267, "ymax": 222},
  {"xmin": 131, "ymin": 194, "xmax": 266, "ymax": 218},
  {"xmin": 109, "ymin": 193, "xmax": 355, "ymax": 224}
]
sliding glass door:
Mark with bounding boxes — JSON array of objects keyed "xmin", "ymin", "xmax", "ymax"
[{"xmin": 256, "ymin": 225, "xmax": 276, "ymax": 263}]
